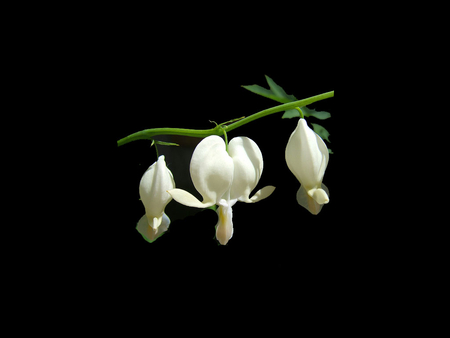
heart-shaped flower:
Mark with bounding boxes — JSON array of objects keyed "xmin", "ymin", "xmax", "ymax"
[
  {"xmin": 168, "ymin": 135, "xmax": 275, "ymax": 245},
  {"xmin": 285, "ymin": 118, "xmax": 329, "ymax": 215},
  {"xmin": 136, "ymin": 155, "xmax": 175, "ymax": 242}
]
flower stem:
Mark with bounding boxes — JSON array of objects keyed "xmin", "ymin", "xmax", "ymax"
[
  {"xmin": 117, "ymin": 91, "xmax": 334, "ymax": 147},
  {"xmin": 295, "ymin": 107, "xmax": 304, "ymax": 119},
  {"xmin": 222, "ymin": 126, "xmax": 229, "ymax": 152}
]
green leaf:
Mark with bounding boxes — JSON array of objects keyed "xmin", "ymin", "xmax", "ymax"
[
  {"xmin": 265, "ymin": 75, "xmax": 297, "ymax": 102},
  {"xmin": 152, "ymin": 140, "xmax": 180, "ymax": 147},
  {"xmin": 311, "ymin": 123, "xmax": 331, "ymax": 143},
  {"xmin": 301, "ymin": 106, "xmax": 331, "ymax": 120},
  {"xmin": 241, "ymin": 84, "xmax": 279, "ymax": 102},
  {"xmin": 242, "ymin": 76, "xmax": 331, "ymax": 121},
  {"xmin": 242, "ymin": 75, "xmax": 297, "ymax": 104},
  {"xmin": 281, "ymin": 108, "xmax": 301, "ymax": 119}
]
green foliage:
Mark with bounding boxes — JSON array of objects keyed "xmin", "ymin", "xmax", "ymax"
[
  {"xmin": 151, "ymin": 139, "xmax": 179, "ymax": 147},
  {"xmin": 242, "ymin": 75, "xmax": 331, "ymax": 120},
  {"xmin": 117, "ymin": 89, "xmax": 333, "ymax": 147},
  {"xmin": 311, "ymin": 123, "xmax": 330, "ymax": 143},
  {"xmin": 280, "ymin": 106, "xmax": 331, "ymax": 120},
  {"xmin": 300, "ymin": 106, "xmax": 331, "ymax": 120},
  {"xmin": 242, "ymin": 75, "xmax": 333, "ymax": 152},
  {"xmin": 281, "ymin": 109, "xmax": 301, "ymax": 119},
  {"xmin": 242, "ymin": 75, "xmax": 297, "ymax": 104}
]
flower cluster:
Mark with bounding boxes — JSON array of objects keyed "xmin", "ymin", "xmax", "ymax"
[{"xmin": 136, "ymin": 118, "xmax": 329, "ymax": 245}]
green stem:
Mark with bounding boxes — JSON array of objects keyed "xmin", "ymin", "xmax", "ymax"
[
  {"xmin": 222, "ymin": 126, "xmax": 229, "ymax": 152},
  {"xmin": 117, "ymin": 91, "xmax": 334, "ymax": 147},
  {"xmin": 295, "ymin": 107, "xmax": 304, "ymax": 119}
]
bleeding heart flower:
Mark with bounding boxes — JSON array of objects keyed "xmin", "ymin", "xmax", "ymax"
[
  {"xmin": 168, "ymin": 135, "xmax": 275, "ymax": 245},
  {"xmin": 136, "ymin": 155, "xmax": 175, "ymax": 242},
  {"xmin": 285, "ymin": 118, "xmax": 329, "ymax": 215}
]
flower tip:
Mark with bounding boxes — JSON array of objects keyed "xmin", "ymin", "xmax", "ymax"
[
  {"xmin": 311, "ymin": 188, "xmax": 329, "ymax": 205},
  {"xmin": 215, "ymin": 205, "xmax": 233, "ymax": 245},
  {"xmin": 217, "ymin": 235, "xmax": 230, "ymax": 245},
  {"xmin": 136, "ymin": 214, "xmax": 168, "ymax": 243},
  {"xmin": 216, "ymin": 223, "xmax": 232, "ymax": 245}
]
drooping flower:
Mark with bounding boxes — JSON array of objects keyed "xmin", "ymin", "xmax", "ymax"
[
  {"xmin": 136, "ymin": 155, "xmax": 175, "ymax": 242},
  {"xmin": 285, "ymin": 118, "xmax": 329, "ymax": 215},
  {"xmin": 168, "ymin": 135, "xmax": 275, "ymax": 245}
]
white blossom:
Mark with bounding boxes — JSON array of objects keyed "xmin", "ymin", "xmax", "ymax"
[
  {"xmin": 285, "ymin": 118, "xmax": 329, "ymax": 215},
  {"xmin": 136, "ymin": 155, "xmax": 175, "ymax": 242},
  {"xmin": 168, "ymin": 135, "xmax": 275, "ymax": 245}
]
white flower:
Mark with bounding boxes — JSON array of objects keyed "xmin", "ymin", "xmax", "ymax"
[
  {"xmin": 168, "ymin": 135, "xmax": 275, "ymax": 245},
  {"xmin": 136, "ymin": 155, "xmax": 175, "ymax": 242},
  {"xmin": 285, "ymin": 118, "xmax": 329, "ymax": 215}
]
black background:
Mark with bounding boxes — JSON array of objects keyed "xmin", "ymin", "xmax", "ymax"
[
  {"xmin": 68, "ymin": 28, "xmax": 365, "ymax": 304},
  {"xmin": 13, "ymin": 9, "xmax": 427, "ymax": 333},
  {"xmin": 99, "ymin": 45, "xmax": 347, "ymax": 262}
]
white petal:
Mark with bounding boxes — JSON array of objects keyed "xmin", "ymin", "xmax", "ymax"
[
  {"xmin": 215, "ymin": 205, "xmax": 233, "ymax": 245},
  {"xmin": 228, "ymin": 136, "xmax": 264, "ymax": 201},
  {"xmin": 139, "ymin": 155, "xmax": 175, "ymax": 225},
  {"xmin": 285, "ymin": 119, "xmax": 329, "ymax": 191},
  {"xmin": 167, "ymin": 188, "xmax": 215, "ymax": 209},
  {"xmin": 315, "ymin": 132, "xmax": 329, "ymax": 180},
  {"xmin": 307, "ymin": 187, "xmax": 329, "ymax": 205},
  {"xmin": 248, "ymin": 185, "xmax": 276, "ymax": 203},
  {"xmin": 218, "ymin": 198, "xmax": 237, "ymax": 208},
  {"xmin": 189, "ymin": 135, "xmax": 234, "ymax": 205},
  {"xmin": 296, "ymin": 183, "xmax": 329, "ymax": 215},
  {"xmin": 151, "ymin": 216, "xmax": 162, "ymax": 230},
  {"xmin": 136, "ymin": 213, "xmax": 171, "ymax": 243}
]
